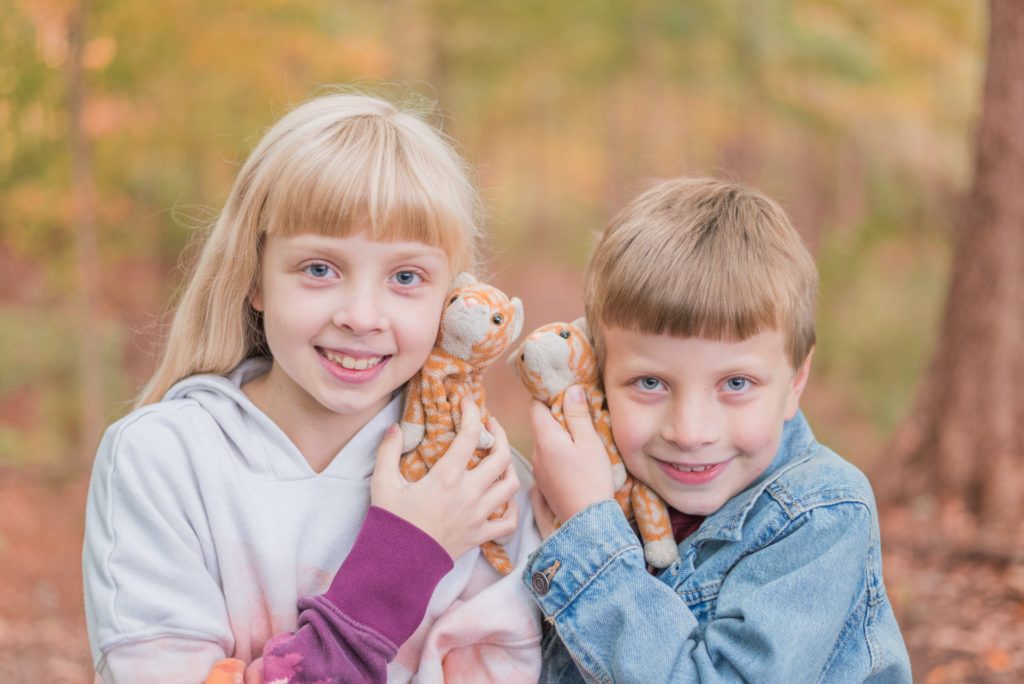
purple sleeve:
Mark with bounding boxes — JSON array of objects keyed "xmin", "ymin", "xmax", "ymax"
[{"xmin": 258, "ymin": 506, "xmax": 454, "ymax": 683}]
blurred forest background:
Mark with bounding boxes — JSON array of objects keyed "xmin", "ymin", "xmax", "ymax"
[{"xmin": 1, "ymin": 0, "xmax": 1022, "ymax": 681}]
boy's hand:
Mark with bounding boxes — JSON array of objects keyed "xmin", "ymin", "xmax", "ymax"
[
  {"xmin": 529, "ymin": 385, "xmax": 615, "ymax": 526},
  {"xmin": 528, "ymin": 484, "xmax": 558, "ymax": 539},
  {"xmin": 371, "ymin": 397, "xmax": 520, "ymax": 560}
]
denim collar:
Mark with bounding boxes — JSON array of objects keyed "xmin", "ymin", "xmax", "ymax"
[{"xmin": 689, "ymin": 411, "xmax": 816, "ymax": 544}]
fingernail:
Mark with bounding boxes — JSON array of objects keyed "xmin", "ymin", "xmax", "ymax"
[
  {"xmin": 568, "ymin": 385, "xmax": 584, "ymax": 403},
  {"xmin": 386, "ymin": 423, "xmax": 399, "ymax": 437}
]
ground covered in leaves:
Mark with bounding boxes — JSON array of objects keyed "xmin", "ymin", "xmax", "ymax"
[{"xmin": 0, "ymin": 470, "xmax": 1021, "ymax": 682}]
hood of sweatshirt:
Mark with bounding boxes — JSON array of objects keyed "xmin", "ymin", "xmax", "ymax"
[{"xmin": 163, "ymin": 357, "xmax": 402, "ymax": 481}]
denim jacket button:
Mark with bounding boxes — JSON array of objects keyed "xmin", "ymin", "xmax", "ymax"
[{"xmin": 530, "ymin": 571, "xmax": 551, "ymax": 596}]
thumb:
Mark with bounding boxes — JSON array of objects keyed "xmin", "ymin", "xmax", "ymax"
[
  {"xmin": 562, "ymin": 385, "xmax": 596, "ymax": 441},
  {"xmin": 372, "ymin": 423, "xmax": 403, "ymax": 480}
]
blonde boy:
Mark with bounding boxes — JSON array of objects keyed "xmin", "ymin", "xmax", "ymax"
[{"xmin": 524, "ymin": 178, "xmax": 911, "ymax": 682}]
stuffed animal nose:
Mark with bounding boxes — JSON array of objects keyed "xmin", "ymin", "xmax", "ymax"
[
  {"xmin": 463, "ymin": 296, "xmax": 480, "ymax": 307},
  {"xmin": 529, "ymin": 331, "xmax": 543, "ymax": 340}
]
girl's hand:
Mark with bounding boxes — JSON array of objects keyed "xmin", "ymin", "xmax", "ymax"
[
  {"xmin": 529, "ymin": 386, "xmax": 615, "ymax": 525},
  {"xmin": 371, "ymin": 397, "xmax": 520, "ymax": 560}
]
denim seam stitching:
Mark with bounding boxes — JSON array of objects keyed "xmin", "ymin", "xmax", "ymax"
[{"xmin": 547, "ymin": 542, "xmax": 639, "ymax": 622}]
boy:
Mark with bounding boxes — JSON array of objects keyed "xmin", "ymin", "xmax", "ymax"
[{"xmin": 523, "ymin": 178, "xmax": 911, "ymax": 682}]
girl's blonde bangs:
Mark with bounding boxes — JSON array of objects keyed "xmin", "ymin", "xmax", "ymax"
[{"xmin": 258, "ymin": 112, "xmax": 472, "ymax": 272}]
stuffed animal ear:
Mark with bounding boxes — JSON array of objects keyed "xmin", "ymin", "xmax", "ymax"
[
  {"xmin": 452, "ymin": 272, "xmax": 477, "ymax": 289},
  {"xmin": 510, "ymin": 297, "xmax": 525, "ymax": 341},
  {"xmin": 572, "ymin": 316, "xmax": 589, "ymax": 338}
]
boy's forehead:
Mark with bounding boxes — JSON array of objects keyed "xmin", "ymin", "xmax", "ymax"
[{"xmin": 600, "ymin": 324, "xmax": 795, "ymax": 367}]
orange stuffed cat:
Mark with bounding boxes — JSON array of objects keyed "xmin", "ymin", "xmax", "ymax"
[
  {"xmin": 400, "ymin": 273, "xmax": 524, "ymax": 575},
  {"xmin": 512, "ymin": 318, "xmax": 679, "ymax": 569}
]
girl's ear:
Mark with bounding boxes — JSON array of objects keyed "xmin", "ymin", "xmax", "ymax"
[{"xmin": 249, "ymin": 285, "xmax": 264, "ymax": 312}]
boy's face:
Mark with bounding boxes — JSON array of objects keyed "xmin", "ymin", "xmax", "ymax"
[{"xmin": 602, "ymin": 326, "xmax": 812, "ymax": 517}]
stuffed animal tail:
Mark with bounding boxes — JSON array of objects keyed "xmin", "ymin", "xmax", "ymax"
[{"xmin": 630, "ymin": 482, "xmax": 679, "ymax": 569}]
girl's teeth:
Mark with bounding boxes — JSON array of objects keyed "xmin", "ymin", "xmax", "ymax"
[{"xmin": 324, "ymin": 350, "xmax": 382, "ymax": 370}]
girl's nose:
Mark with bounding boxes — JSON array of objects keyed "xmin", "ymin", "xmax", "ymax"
[{"xmin": 332, "ymin": 289, "xmax": 386, "ymax": 334}]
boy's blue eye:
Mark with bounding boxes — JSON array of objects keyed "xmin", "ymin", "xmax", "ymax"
[
  {"xmin": 393, "ymin": 270, "xmax": 421, "ymax": 286},
  {"xmin": 725, "ymin": 377, "xmax": 749, "ymax": 392},
  {"xmin": 305, "ymin": 263, "xmax": 334, "ymax": 278}
]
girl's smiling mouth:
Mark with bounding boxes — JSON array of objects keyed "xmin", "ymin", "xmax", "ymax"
[{"xmin": 317, "ymin": 347, "xmax": 389, "ymax": 371}]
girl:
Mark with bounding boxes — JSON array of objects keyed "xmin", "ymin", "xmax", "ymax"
[{"xmin": 83, "ymin": 91, "xmax": 542, "ymax": 683}]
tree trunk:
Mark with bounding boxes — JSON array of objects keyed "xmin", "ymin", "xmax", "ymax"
[
  {"xmin": 884, "ymin": 0, "xmax": 1024, "ymax": 531},
  {"xmin": 67, "ymin": 0, "xmax": 105, "ymax": 464}
]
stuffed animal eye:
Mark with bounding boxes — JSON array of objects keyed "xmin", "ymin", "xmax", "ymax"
[
  {"xmin": 449, "ymin": 295, "xmax": 459, "ymax": 304},
  {"xmin": 520, "ymin": 352, "xmax": 525, "ymax": 361},
  {"xmin": 492, "ymin": 313, "xmax": 504, "ymax": 325},
  {"xmin": 558, "ymin": 329, "xmax": 570, "ymax": 338}
]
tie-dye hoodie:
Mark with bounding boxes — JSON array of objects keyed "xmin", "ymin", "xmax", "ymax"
[{"xmin": 83, "ymin": 358, "xmax": 542, "ymax": 683}]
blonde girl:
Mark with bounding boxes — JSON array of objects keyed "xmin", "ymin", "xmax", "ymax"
[{"xmin": 83, "ymin": 91, "xmax": 541, "ymax": 683}]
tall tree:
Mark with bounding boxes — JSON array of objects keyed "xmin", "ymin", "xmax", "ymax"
[
  {"xmin": 67, "ymin": 0, "xmax": 105, "ymax": 461},
  {"xmin": 886, "ymin": 0, "xmax": 1024, "ymax": 530}
]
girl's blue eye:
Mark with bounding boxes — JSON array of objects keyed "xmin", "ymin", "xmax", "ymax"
[
  {"xmin": 637, "ymin": 377, "xmax": 662, "ymax": 391},
  {"xmin": 305, "ymin": 263, "xmax": 334, "ymax": 278},
  {"xmin": 393, "ymin": 270, "xmax": 421, "ymax": 286},
  {"xmin": 725, "ymin": 377, "xmax": 749, "ymax": 392}
]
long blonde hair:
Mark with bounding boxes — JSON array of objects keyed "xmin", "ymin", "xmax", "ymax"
[{"xmin": 138, "ymin": 90, "xmax": 483, "ymax": 406}]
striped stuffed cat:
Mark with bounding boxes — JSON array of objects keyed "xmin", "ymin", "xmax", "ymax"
[
  {"xmin": 400, "ymin": 273, "xmax": 524, "ymax": 575},
  {"xmin": 512, "ymin": 318, "xmax": 679, "ymax": 569}
]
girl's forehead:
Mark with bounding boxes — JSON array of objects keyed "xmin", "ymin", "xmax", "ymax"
[{"xmin": 265, "ymin": 231, "xmax": 451, "ymax": 269}]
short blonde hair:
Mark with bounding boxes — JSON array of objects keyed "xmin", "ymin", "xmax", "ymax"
[
  {"xmin": 138, "ymin": 90, "xmax": 483, "ymax": 406},
  {"xmin": 585, "ymin": 177, "xmax": 817, "ymax": 369}
]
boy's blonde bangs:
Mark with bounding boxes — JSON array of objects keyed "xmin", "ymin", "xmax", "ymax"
[
  {"xmin": 586, "ymin": 177, "xmax": 817, "ymax": 368},
  {"xmin": 254, "ymin": 97, "xmax": 480, "ymax": 275}
]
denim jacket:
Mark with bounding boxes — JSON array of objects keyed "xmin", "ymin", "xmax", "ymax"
[{"xmin": 522, "ymin": 412, "xmax": 911, "ymax": 683}]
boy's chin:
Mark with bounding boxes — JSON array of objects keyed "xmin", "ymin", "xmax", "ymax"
[{"xmin": 662, "ymin": 491, "xmax": 728, "ymax": 517}]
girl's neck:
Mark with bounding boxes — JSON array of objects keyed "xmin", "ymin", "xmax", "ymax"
[{"xmin": 242, "ymin": 371, "xmax": 387, "ymax": 474}]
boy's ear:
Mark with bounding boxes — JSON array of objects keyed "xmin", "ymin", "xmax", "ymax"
[{"xmin": 784, "ymin": 347, "xmax": 814, "ymax": 421}]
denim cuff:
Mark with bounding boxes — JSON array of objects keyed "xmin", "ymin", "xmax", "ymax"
[{"xmin": 521, "ymin": 499, "xmax": 644, "ymax": 617}]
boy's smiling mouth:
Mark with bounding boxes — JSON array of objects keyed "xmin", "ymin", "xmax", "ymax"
[{"xmin": 655, "ymin": 457, "xmax": 730, "ymax": 484}]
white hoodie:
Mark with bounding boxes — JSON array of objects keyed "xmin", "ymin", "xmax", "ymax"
[{"xmin": 83, "ymin": 358, "xmax": 541, "ymax": 682}]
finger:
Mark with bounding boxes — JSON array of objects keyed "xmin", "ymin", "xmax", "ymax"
[
  {"xmin": 560, "ymin": 385, "xmax": 598, "ymax": 444},
  {"xmin": 436, "ymin": 397, "xmax": 482, "ymax": 473},
  {"xmin": 487, "ymin": 415, "xmax": 509, "ymax": 453},
  {"xmin": 474, "ymin": 462, "xmax": 520, "ymax": 520},
  {"xmin": 470, "ymin": 436, "xmax": 513, "ymax": 484},
  {"xmin": 486, "ymin": 496, "xmax": 519, "ymax": 540},
  {"xmin": 529, "ymin": 399, "xmax": 567, "ymax": 444},
  {"xmin": 371, "ymin": 424, "xmax": 403, "ymax": 478},
  {"xmin": 529, "ymin": 484, "xmax": 557, "ymax": 536}
]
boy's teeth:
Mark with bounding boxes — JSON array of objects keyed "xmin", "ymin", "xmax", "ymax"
[
  {"xmin": 323, "ymin": 350, "xmax": 382, "ymax": 370},
  {"xmin": 673, "ymin": 463, "xmax": 710, "ymax": 472}
]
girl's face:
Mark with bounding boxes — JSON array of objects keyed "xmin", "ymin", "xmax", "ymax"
[{"xmin": 249, "ymin": 231, "xmax": 450, "ymax": 449}]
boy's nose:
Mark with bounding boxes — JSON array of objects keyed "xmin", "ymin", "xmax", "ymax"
[{"xmin": 662, "ymin": 398, "xmax": 717, "ymax": 451}]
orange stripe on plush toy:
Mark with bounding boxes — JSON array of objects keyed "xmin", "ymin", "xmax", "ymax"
[
  {"xmin": 399, "ymin": 273, "xmax": 524, "ymax": 575},
  {"xmin": 511, "ymin": 317, "xmax": 680, "ymax": 569}
]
